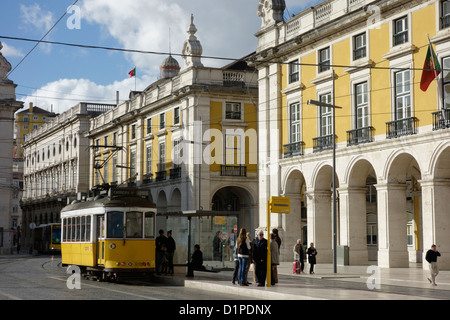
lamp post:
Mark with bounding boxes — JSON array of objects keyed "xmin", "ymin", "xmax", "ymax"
[{"xmin": 307, "ymin": 98, "xmax": 341, "ymax": 274}]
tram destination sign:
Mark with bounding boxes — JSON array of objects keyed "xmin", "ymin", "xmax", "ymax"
[
  {"xmin": 269, "ymin": 196, "xmax": 290, "ymax": 213},
  {"xmin": 109, "ymin": 187, "xmax": 150, "ymax": 198}
]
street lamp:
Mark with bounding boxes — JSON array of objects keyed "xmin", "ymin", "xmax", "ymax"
[{"xmin": 307, "ymin": 98, "xmax": 342, "ymax": 274}]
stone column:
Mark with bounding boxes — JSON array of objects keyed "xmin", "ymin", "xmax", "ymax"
[
  {"xmin": 376, "ymin": 183, "xmax": 409, "ymax": 268},
  {"xmin": 281, "ymin": 193, "xmax": 302, "ymax": 261},
  {"xmin": 307, "ymin": 190, "xmax": 332, "ymax": 263},
  {"xmin": 339, "ymin": 186, "xmax": 368, "ymax": 265},
  {"xmin": 420, "ymin": 179, "xmax": 450, "ymax": 270}
]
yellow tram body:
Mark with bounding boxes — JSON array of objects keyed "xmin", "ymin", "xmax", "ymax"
[{"xmin": 60, "ymin": 188, "xmax": 156, "ymax": 279}]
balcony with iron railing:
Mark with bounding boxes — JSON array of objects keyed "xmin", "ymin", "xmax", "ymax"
[
  {"xmin": 432, "ymin": 109, "xmax": 450, "ymax": 130},
  {"xmin": 170, "ymin": 166, "xmax": 181, "ymax": 179},
  {"xmin": 313, "ymin": 134, "xmax": 335, "ymax": 153},
  {"xmin": 347, "ymin": 126, "xmax": 374, "ymax": 146},
  {"xmin": 386, "ymin": 117, "xmax": 418, "ymax": 138},
  {"xmin": 220, "ymin": 165, "xmax": 247, "ymax": 177},
  {"xmin": 283, "ymin": 141, "xmax": 305, "ymax": 158},
  {"xmin": 441, "ymin": 14, "xmax": 450, "ymax": 29},
  {"xmin": 155, "ymin": 170, "xmax": 166, "ymax": 182}
]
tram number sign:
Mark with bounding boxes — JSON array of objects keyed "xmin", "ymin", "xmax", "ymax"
[{"xmin": 270, "ymin": 196, "xmax": 290, "ymax": 213}]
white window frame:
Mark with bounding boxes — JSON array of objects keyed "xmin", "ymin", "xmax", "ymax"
[
  {"xmin": 225, "ymin": 102, "xmax": 242, "ymax": 120},
  {"xmin": 319, "ymin": 92, "xmax": 333, "ymax": 136},
  {"xmin": 355, "ymin": 82, "xmax": 369, "ymax": 128},
  {"xmin": 289, "ymin": 102, "xmax": 301, "ymax": 143},
  {"xmin": 288, "ymin": 59, "xmax": 299, "ymax": 83},
  {"xmin": 394, "ymin": 69, "xmax": 412, "ymax": 120}
]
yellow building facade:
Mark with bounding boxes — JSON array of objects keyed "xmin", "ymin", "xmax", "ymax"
[
  {"xmin": 88, "ymin": 17, "xmax": 258, "ymax": 267},
  {"xmin": 253, "ymin": 0, "xmax": 450, "ymax": 268}
]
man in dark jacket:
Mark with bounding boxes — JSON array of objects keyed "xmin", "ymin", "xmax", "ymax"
[
  {"xmin": 252, "ymin": 231, "xmax": 267, "ymax": 286},
  {"xmin": 425, "ymin": 244, "xmax": 441, "ymax": 286},
  {"xmin": 165, "ymin": 230, "xmax": 176, "ymax": 275},
  {"xmin": 155, "ymin": 229, "xmax": 166, "ymax": 275}
]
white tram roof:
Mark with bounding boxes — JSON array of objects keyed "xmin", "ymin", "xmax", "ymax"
[{"xmin": 61, "ymin": 195, "xmax": 156, "ymax": 218}]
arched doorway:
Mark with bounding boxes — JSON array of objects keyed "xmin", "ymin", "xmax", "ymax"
[
  {"xmin": 282, "ymin": 169, "xmax": 307, "ymax": 260},
  {"xmin": 211, "ymin": 186, "xmax": 255, "ymax": 233},
  {"xmin": 345, "ymin": 158, "xmax": 377, "ymax": 264},
  {"xmin": 422, "ymin": 145, "xmax": 450, "ymax": 269},
  {"xmin": 378, "ymin": 152, "xmax": 422, "ymax": 268}
]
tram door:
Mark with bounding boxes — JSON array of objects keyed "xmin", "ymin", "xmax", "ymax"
[{"xmin": 96, "ymin": 215, "xmax": 105, "ymax": 265}]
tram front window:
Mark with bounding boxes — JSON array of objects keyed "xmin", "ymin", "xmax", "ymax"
[
  {"xmin": 126, "ymin": 212, "xmax": 142, "ymax": 238},
  {"xmin": 107, "ymin": 212, "xmax": 124, "ymax": 238},
  {"xmin": 144, "ymin": 212, "xmax": 155, "ymax": 238}
]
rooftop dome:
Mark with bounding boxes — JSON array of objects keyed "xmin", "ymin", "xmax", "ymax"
[{"xmin": 160, "ymin": 54, "xmax": 180, "ymax": 79}]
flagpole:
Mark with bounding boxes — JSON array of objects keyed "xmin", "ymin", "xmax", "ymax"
[
  {"xmin": 427, "ymin": 34, "xmax": 445, "ymax": 121},
  {"xmin": 134, "ymin": 66, "xmax": 136, "ymax": 92}
]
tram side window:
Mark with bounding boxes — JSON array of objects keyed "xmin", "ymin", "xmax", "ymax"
[
  {"xmin": 107, "ymin": 212, "xmax": 124, "ymax": 238},
  {"xmin": 76, "ymin": 217, "xmax": 80, "ymax": 241},
  {"xmin": 81, "ymin": 216, "xmax": 86, "ymax": 242},
  {"xmin": 71, "ymin": 217, "xmax": 76, "ymax": 241},
  {"xmin": 126, "ymin": 212, "xmax": 142, "ymax": 238},
  {"xmin": 144, "ymin": 212, "xmax": 155, "ymax": 238},
  {"xmin": 86, "ymin": 216, "xmax": 91, "ymax": 242}
]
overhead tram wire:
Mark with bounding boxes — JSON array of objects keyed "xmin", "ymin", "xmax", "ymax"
[
  {"xmin": 1, "ymin": 35, "xmax": 447, "ymax": 75},
  {"xmin": 5, "ymin": 0, "xmax": 80, "ymax": 80}
]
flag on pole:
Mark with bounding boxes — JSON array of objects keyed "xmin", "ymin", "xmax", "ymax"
[
  {"xmin": 128, "ymin": 67, "xmax": 136, "ymax": 78},
  {"xmin": 420, "ymin": 44, "xmax": 441, "ymax": 92}
]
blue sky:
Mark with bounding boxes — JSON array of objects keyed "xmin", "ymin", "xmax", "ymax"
[{"xmin": 0, "ymin": 0, "xmax": 323, "ymax": 114}]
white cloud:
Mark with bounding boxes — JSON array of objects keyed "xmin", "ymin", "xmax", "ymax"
[
  {"xmin": 19, "ymin": 75, "xmax": 153, "ymax": 114},
  {"xmin": 80, "ymin": 0, "xmax": 260, "ymax": 75},
  {"xmin": 19, "ymin": 0, "xmax": 263, "ymax": 113},
  {"xmin": 1, "ymin": 42, "xmax": 24, "ymax": 58},
  {"xmin": 19, "ymin": 3, "xmax": 55, "ymax": 53}
]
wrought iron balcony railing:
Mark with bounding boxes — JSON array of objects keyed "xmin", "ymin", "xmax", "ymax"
[
  {"xmin": 313, "ymin": 134, "xmax": 335, "ymax": 153},
  {"xmin": 432, "ymin": 109, "xmax": 450, "ymax": 130},
  {"xmin": 220, "ymin": 165, "xmax": 247, "ymax": 177},
  {"xmin": 386, "ymin": 117, "xmax": 418, "ymax": 139},
  {"xmin": 283, "ymin": 141, "xmax": 304, "ymax": 158},
  {"xmin": 346, "ymin": 126, "xmax": 374, "ymax": 146}
]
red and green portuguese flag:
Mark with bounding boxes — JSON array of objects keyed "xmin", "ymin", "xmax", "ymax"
[
  {"xmin": 128, "ymin": 67, "xmax": 136, "ymax": 78},
  {"xmin": 420, "ymin": 44, "xmax": 441, "ymax": 92}
]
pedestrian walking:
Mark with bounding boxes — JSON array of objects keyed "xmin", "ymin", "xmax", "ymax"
[
  {"xmin": 307, "ymin": 242, "xmax": 318, "ymax": 274},
  {"xmin": 270, "ymin": 233, "xmax": 280, "ymax": 285},
  {"xmin": 166, "ymin": 230, "xmax": 176, "ymax": 275},
  {"xmin": 426, "ymin": 244, "xmax": 441, "ymax": 286},
  {"xmin": 293, "ymin": 239, "xmax": 305, "ymax": 274},
  {"xmin": 237, "ymin": 228, "xmax": 251, "ymax": 286},
  {"xmin": 252, "ymin": 230, "xmax": 267, "ymax": 286}
]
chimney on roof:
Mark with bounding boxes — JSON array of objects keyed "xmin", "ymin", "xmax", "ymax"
[{"xmin": 29, "ymin": 102, "xmax": 33, "ymax": 113}]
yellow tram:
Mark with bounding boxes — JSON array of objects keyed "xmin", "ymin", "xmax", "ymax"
[
  {"xmin": 33, "ymin": 223, "xmax": 61, "ymax": 254},
  {"xmin": 60, "ymin": 187, "xmax": 156, "ymax": 281}
]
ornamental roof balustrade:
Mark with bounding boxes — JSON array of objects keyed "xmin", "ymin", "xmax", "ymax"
[{"xmin": 266, "ymin": 0, "xmax": 379, "ymax": 44}]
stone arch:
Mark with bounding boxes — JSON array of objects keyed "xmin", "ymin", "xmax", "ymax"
[
  {"xmin": 343, "ymin": 158, "xmax": 378, "ymax": 263},
  {"xmin": 282, "ymin": 168, "xmax": 307, "ymax": 260},
  {"xmin": 422, "ymin": 144, "xmax": 450, "ymax": 270},
  {"xmin": 168, "ymin": 188, "xmax": 182, "ymax": 213},
  {"xmin": 377, "ymin": 151, "xmax": 422, "ymax": 268},
  {"xmin": 211, "ymin": 185, "xmax": 255, "ymax": 234}
]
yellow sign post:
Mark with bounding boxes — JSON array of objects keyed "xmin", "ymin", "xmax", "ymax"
[{"xmin": 266, "ymin": 196, "xmax": 290, "ymax": 287}]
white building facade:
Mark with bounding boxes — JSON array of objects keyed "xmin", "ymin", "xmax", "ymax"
[{"xmin": 252, "ymin": 0, "xmax": 450, "ymax": 269}]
